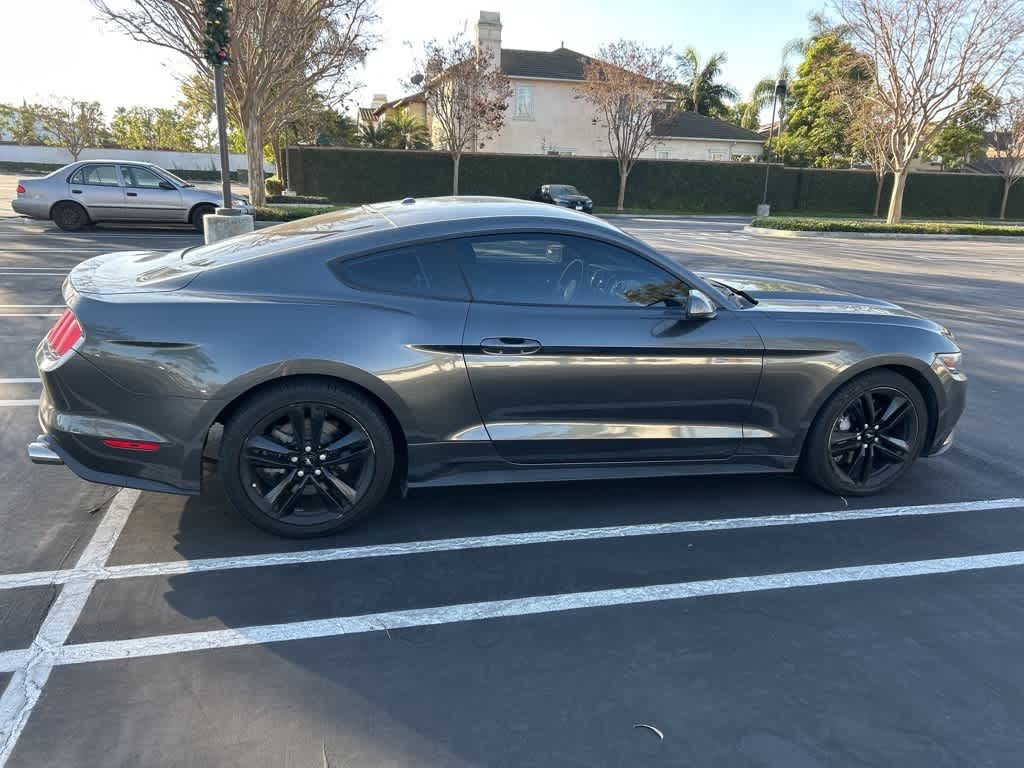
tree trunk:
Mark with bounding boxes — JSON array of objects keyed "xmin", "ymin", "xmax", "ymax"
[
  {"xmin": 1000, "ymin": 177, "xmax": 1011, "ymax": 220},
  {"xmin": 452, "ymin": 152, "xmax": 460, "ymax": 196},
  {"xmin": 243, "ymin": 115, "xmax": 265, "ymax": 207},
  {"xmin": 873, "ymin": 175, "xmax": 883, "ymax": 218},
  {"xmin": 886, "ymin": 167, "xmax": 909, "ymax": 224},
  {"xmin": 616, "ymin": 168, "xmax": 628, "ymax": 211}
]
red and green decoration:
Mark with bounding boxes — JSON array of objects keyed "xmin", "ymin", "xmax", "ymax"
[{"xmin": 202, "ymin": 1, "xmax": 231, "ymax": 66}]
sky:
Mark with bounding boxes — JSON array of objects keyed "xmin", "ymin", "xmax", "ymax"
[{"xmin": 4, "ymin": 0, "xmax": 824, "ymax": 117}]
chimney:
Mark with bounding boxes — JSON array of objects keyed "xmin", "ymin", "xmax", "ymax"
[
  {"xmin": 370, "ymin": 93, "xmax": 388, "ymax": 110},
  {"xmin": 474, "ymin": 11, "xmax": 502, "ymax": 69}
]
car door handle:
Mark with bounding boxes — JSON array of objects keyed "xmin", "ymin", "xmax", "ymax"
[
  {"xmin": 480, "ymin": 337, "xmax": 542, "ymax": 355},
  {"xmin": 126, "ymin": 192, "xmax": 138, "ymax": 197},
  {"xmin": 71, "ymin": 189, "xmax": 82, "ymax": 194}
]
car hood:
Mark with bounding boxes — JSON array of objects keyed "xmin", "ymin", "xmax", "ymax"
[
  {"xmin": 554, "ymin": 194, "xmax": 591, "ymax": 202},
  {"xmin": 699, "ymin": 272, "xmax": 916, "ymax": 317}
]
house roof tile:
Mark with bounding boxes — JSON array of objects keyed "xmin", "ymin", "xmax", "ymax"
[{"xmin": 653, "ymin": 111, "xmax": 764, "ymax": 142}]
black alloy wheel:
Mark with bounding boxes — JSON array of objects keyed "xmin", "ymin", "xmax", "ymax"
[
  {"xmin": 222, "ymin": 381, "xmax": 394, "ymax": 537},
  {"xmin": 827, "ymin": 387, "xmax": 919, "ymax": 487},
  {"xmin": 802, "ymin": 370, "xmax": 927, "ymax": 496}
]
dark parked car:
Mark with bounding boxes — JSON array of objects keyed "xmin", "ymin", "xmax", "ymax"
[
  {"xmin": 29, "ymin": 197, "xmax": 965, "ymax": 537},
  {"xmin": 530, "ymin": 184, "xmax": 593, "ymax": 212}
]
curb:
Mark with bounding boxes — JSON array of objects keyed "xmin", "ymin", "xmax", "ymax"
[{"xmin": 743, "ymin": 225, "xmax": 1024, "ymax": 242}]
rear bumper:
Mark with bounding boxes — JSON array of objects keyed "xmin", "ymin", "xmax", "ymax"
[
  {"xmin": 32, "ymin": 346, "xmax": 212, "ymax": 495},
  {"xmin": 11, "ymin": 198, "xmax": 48, "ymax": 219}
]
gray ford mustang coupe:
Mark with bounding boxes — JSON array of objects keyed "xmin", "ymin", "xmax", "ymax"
[{"xmin": 28, "ymin": 198, "xmax": 965, "ymax": 537}]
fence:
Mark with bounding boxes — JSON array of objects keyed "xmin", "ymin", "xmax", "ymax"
[{"xmin": 285, "ymin": 146, "xmax": 1023, "ymax": 219}]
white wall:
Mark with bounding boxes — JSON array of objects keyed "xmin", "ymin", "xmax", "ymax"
[
  {"xmin": 0, "ymin": 144, "xmax": 274, "ymax": 173},
  {"xmin": 646, "ymin": 138, "xmax": 764, "ymax": 161}
]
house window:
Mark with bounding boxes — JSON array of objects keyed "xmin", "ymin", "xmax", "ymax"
[
  {"xmin": 709, "ymin": 151, "xmax": 725, "ymax": 162},
  {"xmin": 513, "ymin": 86, "xmax": 534, "ymax": 120},
  {"xmin": 656, "ymin": 151, "xmax": 669, "ymax": 160}
]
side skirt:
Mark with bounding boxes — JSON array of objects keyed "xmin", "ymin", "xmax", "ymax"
[{"xmin": 407, "ymin": 441, "xmax": 798, "ymax": 489}]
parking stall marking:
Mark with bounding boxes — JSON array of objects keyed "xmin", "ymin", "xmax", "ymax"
[
  {"xmin": 1, "ymin": 548, "xmax": 1023, "ymax": 674},
  {"xmin": 0, "ymin": 489, "xmax": 139, "ymax": 767},
  {"xmin": 0, "ymin": 400, "xmax": 39, "ymax": 407},
  {"xmin": 0, "ymin": 497, "xmax": 1020, "ymax": 591}
]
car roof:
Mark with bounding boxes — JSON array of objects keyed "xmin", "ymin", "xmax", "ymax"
[{"xmin": 272, "ymin": 196, "xmax": 615, "ymax": 236}]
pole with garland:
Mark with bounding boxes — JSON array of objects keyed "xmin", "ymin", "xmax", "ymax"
[{"xmin": 203, "ymin": 0, "xmax": 234, "ymax": 211}]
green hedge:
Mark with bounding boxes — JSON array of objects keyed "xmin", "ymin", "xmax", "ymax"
[
  {"xmin": 286, "ymin": 146, "xmax": 1024, "ymax": 219},
  {"xmin": 751, "ymin": 217, "xmax": 1024, "ymax": 236}
]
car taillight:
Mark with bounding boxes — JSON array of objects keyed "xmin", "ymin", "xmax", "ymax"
[
  {"xmin": 46, "ymin": 309, "xmax": 83, "ymax": 357},
  {"xmin": 16, "ymin": 184, "xmax": 26, "ymax": 194}
]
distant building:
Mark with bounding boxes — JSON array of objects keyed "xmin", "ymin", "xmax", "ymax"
[{"xmin": 359, "ymin": 11, "xmax": 764, "ymax": 161}]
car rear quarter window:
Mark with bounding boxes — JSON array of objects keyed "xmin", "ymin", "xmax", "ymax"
[{"xmin": 334, "ymin": 241, "xmax": 470, "ymax": 300}]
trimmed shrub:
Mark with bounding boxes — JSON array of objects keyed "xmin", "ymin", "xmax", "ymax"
[
  {"xmin": 264, "ymin": 176, "xmax": 284, "ymax": 196},
  {"xmin": 751, "ymin": 217, "xmax": 1024, "ymax": 236}
]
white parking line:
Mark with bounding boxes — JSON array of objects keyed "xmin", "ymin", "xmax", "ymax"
[
  {"xmin": 0, "ymin": 497, "xmax": 1019, "ymax": 591},
  {"xmin": 0, "ymin": 400, "xmax": 39, "ymax": 407},
  {"xmin": 0, "ymin": 315, "xmax": 62, "ymax": 319},
  {"xmin": 0, "ymin": 489, "xmax": 139, "ymax": 767},
  {"xmin": 0, "ymin": 548, "xmax": 1020, "ymax": 673},
  {"xmin": 0, "ymin": 379, "xmax": 39, "ymax": 384}
]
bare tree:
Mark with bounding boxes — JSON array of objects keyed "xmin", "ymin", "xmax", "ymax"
[
  {"xmin": 576, "ymin": 41, "xmax": 674, "ymax": 211},
  {"xmin": 832, "ymin": 0, "xmax": 1024, "ymax": 223},
  {"xmin": 34, "ymin": 99, "xmax": 105, "ymax": 161},
  {"xmin": 414, "ymin": 34, "xmax": 511, "ymax": 195},
  {"xmin": 848, "ymin": 95, "xmax": 895, "ymax": 216},
  {"xmin": 92, "ymin": 0, "xmax": 378, "ymax": 205},
  {"xmin": 989, "ymin": 94, "xmax": 1024, "ymax": 219}
]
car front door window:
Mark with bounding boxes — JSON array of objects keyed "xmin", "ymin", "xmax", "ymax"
[
  {"xmin": 123, "ymin": 167, "xmax": 169, "ymax": 189},
  {"xmin": 461, "ymin": 234, "xmax": 689, "ymax": 308}
]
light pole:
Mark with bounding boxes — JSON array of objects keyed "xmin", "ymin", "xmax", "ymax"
[
  {"xmin": 758, "ymin": 79, "xmax": 787, "ymax": 217},
  {"xmin": 201, "ymin": 0, "xmax": 253, "ymax": 243}
]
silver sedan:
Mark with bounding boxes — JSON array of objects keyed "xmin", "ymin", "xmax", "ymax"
[{"xmin": 12, "ymin": 160, "xmax": 253, "ymax": 231}]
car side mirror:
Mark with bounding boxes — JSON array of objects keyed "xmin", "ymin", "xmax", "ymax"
[
  {"xmin": 158, "ymin": 181, "xmax": 175, "ymax": 190},
  {"xmin": 686, "ymin": 289, "xmax": 717, "ymax": 319}
]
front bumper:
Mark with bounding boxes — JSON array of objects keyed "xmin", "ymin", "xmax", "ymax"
[{"xmin": 922, "ymin": 362, "xmax": 967, "ymax": 457}]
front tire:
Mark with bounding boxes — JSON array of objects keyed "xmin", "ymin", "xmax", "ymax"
[
  {"xmin": 190, "ymin": 204, "xmax": 215, "ymax": 232},
  {"xmin": 221, "ymin": 380, "xmax": 395, "ymax": 537},
  {"xmin": 801, "ymin": 370, "xmax": 928, "ymax": 497},
  {"xmin": 51, "ymin": 201, "xmax": 89, "ymax": 231}
]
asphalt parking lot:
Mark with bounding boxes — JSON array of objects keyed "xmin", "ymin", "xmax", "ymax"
[{"xmin": 0, "ymin": 212, "xmax": 1022, "ymax": 767}]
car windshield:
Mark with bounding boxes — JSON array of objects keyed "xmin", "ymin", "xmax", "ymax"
[
  {"xmin": 549, "ymin": 185, "xmax": 581, "ymax": 196},
  {"xmin": 155, "ymin": 167, "xmax": 193, "ymax": 187}
]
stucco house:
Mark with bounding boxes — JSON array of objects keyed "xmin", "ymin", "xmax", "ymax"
[{"xmin": 360, "ymin": 11, "xmax": 764, "ymax": 161}]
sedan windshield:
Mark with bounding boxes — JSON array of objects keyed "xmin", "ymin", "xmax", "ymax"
[
  {"xmin": 550, "ymin": 185, "xmax": 581, "ymax": 196},
  {"xmin": 158, "ymin": 168, "xmax": 194, "ymax": 187}
]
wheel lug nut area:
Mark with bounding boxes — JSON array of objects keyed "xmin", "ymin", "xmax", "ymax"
[{"xmin": 290, "ymin": 456, "xmax": 298, "ymax": 463}]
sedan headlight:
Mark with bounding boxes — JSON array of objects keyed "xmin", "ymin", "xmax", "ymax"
[{"xmin": 934, "ymin": 351, "xmax": 965, "ymax": 380}]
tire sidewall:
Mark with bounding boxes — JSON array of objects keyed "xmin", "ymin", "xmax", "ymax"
[
  {"xmin": 221, "ymin": 381, "xmax": 395, "ymax": 537},
  {"xmin": 803, "ymin": 371, "xmax": 928, "ymax": 496},
  {"xmin": 191, "ymin": 205, "xmax": 215, "ymax": 232},
  {"xmin": 53, "ymin": 202, "xmax": 87, "ymax": 231}
]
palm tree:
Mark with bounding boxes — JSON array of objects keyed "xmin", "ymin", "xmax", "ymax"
[
  {"xmin": 674, "ymin": 48, "xmax": 738, "ymax": 118},
  {"xmin": 381, "ymin": 109, "xmax": 430, "ymax": 149},
  {"xmin": 358, "ymin": 122, "xmax": 395, "ymax": 148}
]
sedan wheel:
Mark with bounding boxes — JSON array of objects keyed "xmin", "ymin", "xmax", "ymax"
[
  {"xmin": 222, "ymin": 381, "xmax": 394, "ymax": 537},
  {"xmin": 802, "ymin": 371, "xmax": 927, "ymax": 496},
  {"xmin": 52, "ymin": 201, "xmax": 89, "ymax": 232}
]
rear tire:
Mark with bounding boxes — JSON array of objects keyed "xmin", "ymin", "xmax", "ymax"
[
  {"xmin": 52, "ymin": 201, "xmax": 89, "ymax": 231},
  {"xmin": 190, "ymin": 204, "xmax": 215, "ymax": 232},
  {"xmin": 801, "ymin": 370, "xmax": 928, "ymax": 497},
  {"xmin": 221, "ymin": 380, "xmax": 395, "ymax": 538}
]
